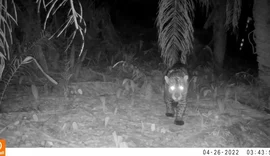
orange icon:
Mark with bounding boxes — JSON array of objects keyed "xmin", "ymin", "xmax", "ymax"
[{"xmin": 0, "ymin": 139, "xmax": 5, "ymax": 156}]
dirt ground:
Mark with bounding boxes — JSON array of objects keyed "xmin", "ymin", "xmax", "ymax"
[{"xmin": 0, "ymin": 67, "xmax": 270, "ymax": 148}]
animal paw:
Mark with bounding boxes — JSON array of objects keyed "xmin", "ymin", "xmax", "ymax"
[
  {"xmin": 174, "ymin": 120, "xmax": 184, "ymax": 126},
  {"xmin": 165, "ymin": 113, "xmax": 174, "ymax": 117}
]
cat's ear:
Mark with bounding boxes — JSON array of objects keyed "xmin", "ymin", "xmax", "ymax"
[
  {"xmin": 184, "ymin": 75, "xmax": 188, "ymax": 81},
  {"xmin": 164, "ymin": 76, "xmax": 169, "ymax": 84}
]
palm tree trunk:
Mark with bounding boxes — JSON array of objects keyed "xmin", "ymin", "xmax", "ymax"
[
  {"xmin": 212, "ymin": 0, "xmax": 227, "ymax": 74},
  {"xmin": 253, "ymin": 0, "xmax": 270, "ymax": 87}
]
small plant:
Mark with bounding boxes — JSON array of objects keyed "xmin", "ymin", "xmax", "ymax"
[
  {"xmin": 121, "ymin": 78, "xmax": 136, "ymax": 96},
  {"xmin": 61, "ymin": 50, "xmax": 73, "ymax": 98},
  {"xmin": 234, "ymin": 71, "xmax": 257, "ymax": 85},
  {"xmin": 113, "ymin": 61, "xmax": 146, "ymax": 83},
  {"xmin": 112, "ymin": 131, "xmax": 128, "ymax": 148},
  {"xmin": 0, "ymin": 56, "xmax": 57, "ymax": 105},
  {"xmin": 100, "ymin": 96, "xmax": 107, "ymax": 113},
  {"xmin": 31, "ymin": 84, "xmax": 39, "ymax": 101}
]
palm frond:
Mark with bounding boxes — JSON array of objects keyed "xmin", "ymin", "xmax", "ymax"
[
  {"xmin": 195, "ymin": 0, "xmax": 212, "ymax": 15},
  {"xmin": 0, "ymin": 0, "xmax": 17, "ymax": 60},
  {"xmin": 157, "ymin": 0, "xmax": 194, "ymax": 67},
  {"xmin": 36, "ymin": 0, "xmax": 87, "ymax": 56},
  {"xmin": 225, "ymin": 0, "xmax": 241, "ymax": 33},
  {"xmin": 0, "ymin": 56, "xmax": 31, "ymax": 104}
]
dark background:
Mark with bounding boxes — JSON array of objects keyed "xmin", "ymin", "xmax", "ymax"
[{"xmin": 104, "ymin": 0, "xmax": 257, "ymax": 70}]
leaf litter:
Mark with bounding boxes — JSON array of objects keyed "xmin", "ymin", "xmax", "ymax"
[{"xmin": 0, "ymin": 68, "xmax": 270, "ymax": 147}]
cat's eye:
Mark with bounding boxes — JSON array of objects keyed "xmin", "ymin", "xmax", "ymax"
[
  {"xmin": 179, "ymin": 86, "xmax": 184, "ymax": 90},
  {"xmin": 170, "ymin": 86, "xmax": 175, "ymax": 91}
]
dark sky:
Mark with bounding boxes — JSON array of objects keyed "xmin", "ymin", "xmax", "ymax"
[{"xmin": 109, "ymin": 0, "xmax": 158, "ymax": 28}]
